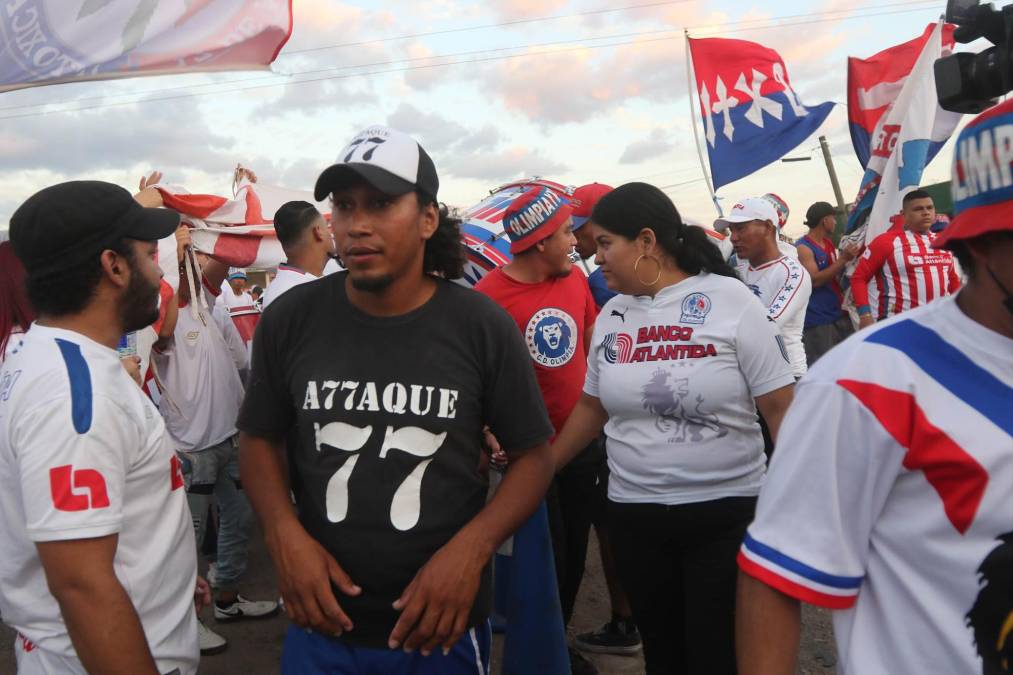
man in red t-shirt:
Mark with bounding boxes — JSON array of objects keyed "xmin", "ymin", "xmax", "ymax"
[{"xmin": 475, "ymin": 185, "xmax": 601, "ymax": 671}]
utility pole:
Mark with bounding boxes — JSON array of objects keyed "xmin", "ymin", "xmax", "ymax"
[{"xmin": 819, "ymin": 135, "xmax": 847, "ymax": 216}]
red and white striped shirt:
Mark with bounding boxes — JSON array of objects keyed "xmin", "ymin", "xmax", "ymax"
[{"xmin": 850, "ymin": 229, "xmax": 960, "ymax": 321}]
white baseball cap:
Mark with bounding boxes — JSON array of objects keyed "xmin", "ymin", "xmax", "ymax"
[
  {"xmin": 314, "ymin": 125, "xmax": 439, "ymax": 202},
  {"xmin": 713, "ymin": 197, "xmax": 779, "ymax": 231}
]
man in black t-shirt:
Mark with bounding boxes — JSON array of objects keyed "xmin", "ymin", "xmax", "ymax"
[{"xmin": 237, "ymin": 125, "xmax": 555, "ymax": 675}]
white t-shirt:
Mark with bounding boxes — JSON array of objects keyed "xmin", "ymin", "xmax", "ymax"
[
  {"xmin": 154, "ymin": 280, "xmax": 245, "ymax": 452},
  {"xmin": 735, "ymin": 255, "xmax": 812, "ymax": 378},
  {"xmin": 2, "ymin": 326, "xmax": 25, "ymax": 362},
  {"xmin": 585, "ymin": 273, "xmax": 796, "ymax": 505},
  {"xmin": 211, "ymin": 303, "xmax": 249, "ymax": 372},
  {"xmin": 261, "ymin": 263, "xmax": 318, "ymax": 310},
  {"xmin": 0, "ymin": 325, "xmax": 198, "ymax": 674},
  {"xmin": 740, "ymin": 295, "xmax": 1013, "ymax": 674},
  {"xmin": 216, "ymin": 284, "xmax": 253, "ymax": 311}
]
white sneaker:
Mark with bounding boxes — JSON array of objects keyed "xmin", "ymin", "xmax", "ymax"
[
  {"xmin": 214, "ymin": 594, "xmax": 279, "ymax": 622},
  {"xmin": 198, "ymin": 619, "xmax": 227, "ymax": 655},
  {"xmin": 205, "ymin": 562, "xmax": 218, "ymax": 588}
]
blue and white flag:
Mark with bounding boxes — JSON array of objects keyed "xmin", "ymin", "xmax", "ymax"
[
  {"xmin": 846, "ymin": 21, "xmax": 962, "ymax": 238},
  {"xmin": 688, "ymin": 36, "xmax": 834, "ymax": 190}
]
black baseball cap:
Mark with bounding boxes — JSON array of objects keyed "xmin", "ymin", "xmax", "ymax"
[
  {"xmin": 11, "ymin": 180, "xmax": 180, "ymax": 279},
  {"xmin": 314, "ymin": 125, "xmax": 439, "ymax": 203},
  {"xmin": 804, "ymin": 201, "xmax": 837, "ymax": 227}
]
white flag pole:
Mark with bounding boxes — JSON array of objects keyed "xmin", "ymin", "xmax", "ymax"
[{"xmin": 685, "ymin": 30, "xmax": 723, "ymax": 217}]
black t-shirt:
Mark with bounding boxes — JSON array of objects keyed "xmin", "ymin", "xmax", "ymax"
[{"xmin": 237, "ymin": 272, "xmax": 553, "ymax": 647}]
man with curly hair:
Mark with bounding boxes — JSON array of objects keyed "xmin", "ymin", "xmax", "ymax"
[{"xmin": 238, "ymin": 126, "xmax": 556, "ymax": 674}]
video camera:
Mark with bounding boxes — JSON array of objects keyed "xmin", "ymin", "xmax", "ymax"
[{"xmin": 935, "ymin": 0, "xmax": 1013, "ymax": 113}]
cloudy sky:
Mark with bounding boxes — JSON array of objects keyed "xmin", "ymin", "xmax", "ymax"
[{"xmin": 0, "ymin": 0, "xmax": 985, "ymax": 238}]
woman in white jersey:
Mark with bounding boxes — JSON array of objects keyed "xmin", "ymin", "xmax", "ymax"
[
  {"xmin": 0, "ymin": 241, "xmax": 35, "ymax": 361},
  {"xmin": 551, "ymin": 183, "xmax": 796, "ymax": 675}
]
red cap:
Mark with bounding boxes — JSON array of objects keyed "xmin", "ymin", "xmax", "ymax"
[
  {"xmin": 933, "ymin": 98, "xmax": 1013, "ymax": 249},
  {"xmin": 570, "ymin": 183, "xmax": 614, "ymax": 230},
  {"xmin": 503, "ymin": 186, "xmax": 573, "ymax": 254}
]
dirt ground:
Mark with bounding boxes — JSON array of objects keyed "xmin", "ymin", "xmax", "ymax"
[{"xmin": 0, "ymin": 525, "xmax": 836, "ymax": 675}]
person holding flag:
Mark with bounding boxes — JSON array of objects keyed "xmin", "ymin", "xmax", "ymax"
[
  {"xmin": 736, "ymin": 99, "xmax": 1013, "ymax": 675},
  {"xmin": 795, "ymin": 202, "xmax": 861, "ymax": 365}
]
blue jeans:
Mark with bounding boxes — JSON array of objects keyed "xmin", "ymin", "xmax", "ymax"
[
  {"xmin": 177, "ymin": 435, "xmax": 252, "ymax": 592},
  {"xmin": 281, "ymin": 622, "xmax": 491, "ymax": 675}
]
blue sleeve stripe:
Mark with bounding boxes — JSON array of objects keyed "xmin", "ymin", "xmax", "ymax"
[
  {"xmin": 55, "ymin": 339, "xmax": 93, "ymax": 434},
  {"xmin": 743, "ymin": 533, "xmax": 863, "ymax": 589}
]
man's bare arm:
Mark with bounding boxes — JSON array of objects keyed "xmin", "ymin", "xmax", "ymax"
[
  {"xmin": 797, "ymin": 242, "xmax": 861, "ymax": 288},
  {"xmin": 736, "ymin": 571, "xmax": 801, "ymax": 675},
  {"xmin": 389, "ymin": 440, "xmax": 554, "ymax": 655},
  {"xmin": 36, "ymin": 535, "xmax": 159, "ymax": 675},
  {"xmin": 239, "ymin": 433, "xmax": 359, "ymax": 636}
]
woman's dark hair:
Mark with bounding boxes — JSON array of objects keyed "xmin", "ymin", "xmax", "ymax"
[
  {"xmin": 0, "ymin": 241, "xmax": 35, "ymax": 358},
  {"xmin": 417, "ymin": 193, "xmax": 465, "ymax": 280},
  {"xmin": 591, "ymin": 182, "xmax": 738, "ymax": 279},
  {"xmin": 25, "ymin": 238, "xmax": 135, "ymax": 317}
]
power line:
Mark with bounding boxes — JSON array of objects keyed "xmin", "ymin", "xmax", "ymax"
[
  {"xmin": 3, "ymin": 0, "xmax": 934, "ymax": 113},
  {"xmin": 658, "ymin": 177, "xmax": 708, "ymax": 190},
  {"xmin": 282, "ymin": 0, "xmax": 933, "ymax": 55},
  {"xmin": 0, "ymin": 2, "xmax": 940, "ymax": 120},
  {"xmin": 1, "ymin": 0, "xmax": 938, "ymax": 114},
  {"xmin": 0, "ymin": 0, "xmax": 692, "ymax": 111},
  {"xmin": 283, "ymin": 0, "xmax": 695, "ymax": 54},
  {"xmin": 0, "ymin": 1, "xmax": 937, "ymax": 114}
]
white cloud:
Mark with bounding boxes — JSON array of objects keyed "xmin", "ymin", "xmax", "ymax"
[
  {"xmin": 619, "ymin": 128, "xmax": 675, "ymax": 164},
  {"xmin": 442, "ymin": 146, "xmax": 568, "ymax": 182}
]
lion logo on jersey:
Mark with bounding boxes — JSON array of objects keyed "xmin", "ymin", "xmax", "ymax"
[
  {"xmin": 641, "ymin": 368, "xmax": 727, "ymax": 442},
  {"xmin": 525, "ymin": 308, "xmax": 577, "ymax": 368},
  {"xmin": 966, "ymin": 531, "xmax": 1013, "ymax": 674},
  {"xmin": 540, "ymin": 322, "xmax": 564, "ymax": 350}
]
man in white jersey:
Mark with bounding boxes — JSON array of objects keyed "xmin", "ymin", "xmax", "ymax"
[
  {"xmin": 153, "ymin": 239, "xmax": 278, "ymax": 653},
  {"xmin": 717, "ymin": 198, "xmax": 812, "ymax": 379},
  {"xmin": 261, "ymin": 200, "xmax": 337, "ymax": 310},
  {"xmin": 736, "ymin": 99, "xmax": 1013, "ymax": 675},
  {"xmin": 1, "ymin": 181, "xmax": 205, "ymax": 674},
  {"xmin": 714, "ymin": 193, "xmax": 798, "ymax": 263}
]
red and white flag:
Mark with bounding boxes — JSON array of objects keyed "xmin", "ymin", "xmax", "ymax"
[
  {"xmin": 0, "ymin": 0, "xmax": 292, "ymax": 92},
  {"xmin": 153, "ymin": 178, "xmax": 328, "ymax": 287}
]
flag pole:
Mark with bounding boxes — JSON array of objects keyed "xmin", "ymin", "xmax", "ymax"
[{"xmin": 684, "ymin": 30, "xmax": 723, "ymax": 217}]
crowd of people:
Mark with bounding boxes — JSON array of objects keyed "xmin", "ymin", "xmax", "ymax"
[{"xmin": 0, "ymin": 100, "xmax": 1009, "ymax": 675}]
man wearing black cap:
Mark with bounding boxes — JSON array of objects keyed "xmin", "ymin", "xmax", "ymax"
[
  {"xmin": 0, "ymin": 182, "xmax": 205, "ymax": 674},
  {"xmin": 795, "ymin": 202, "xmax": 861, "ymax": 365},
  {"xmin": 238, "ymin": 125, "xmax": 556, "ymax": 673}
]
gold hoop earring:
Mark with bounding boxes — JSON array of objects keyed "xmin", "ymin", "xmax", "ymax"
[{"xmin": 634, "ymin": 254, "xmax": 662, "ymax": 286}]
